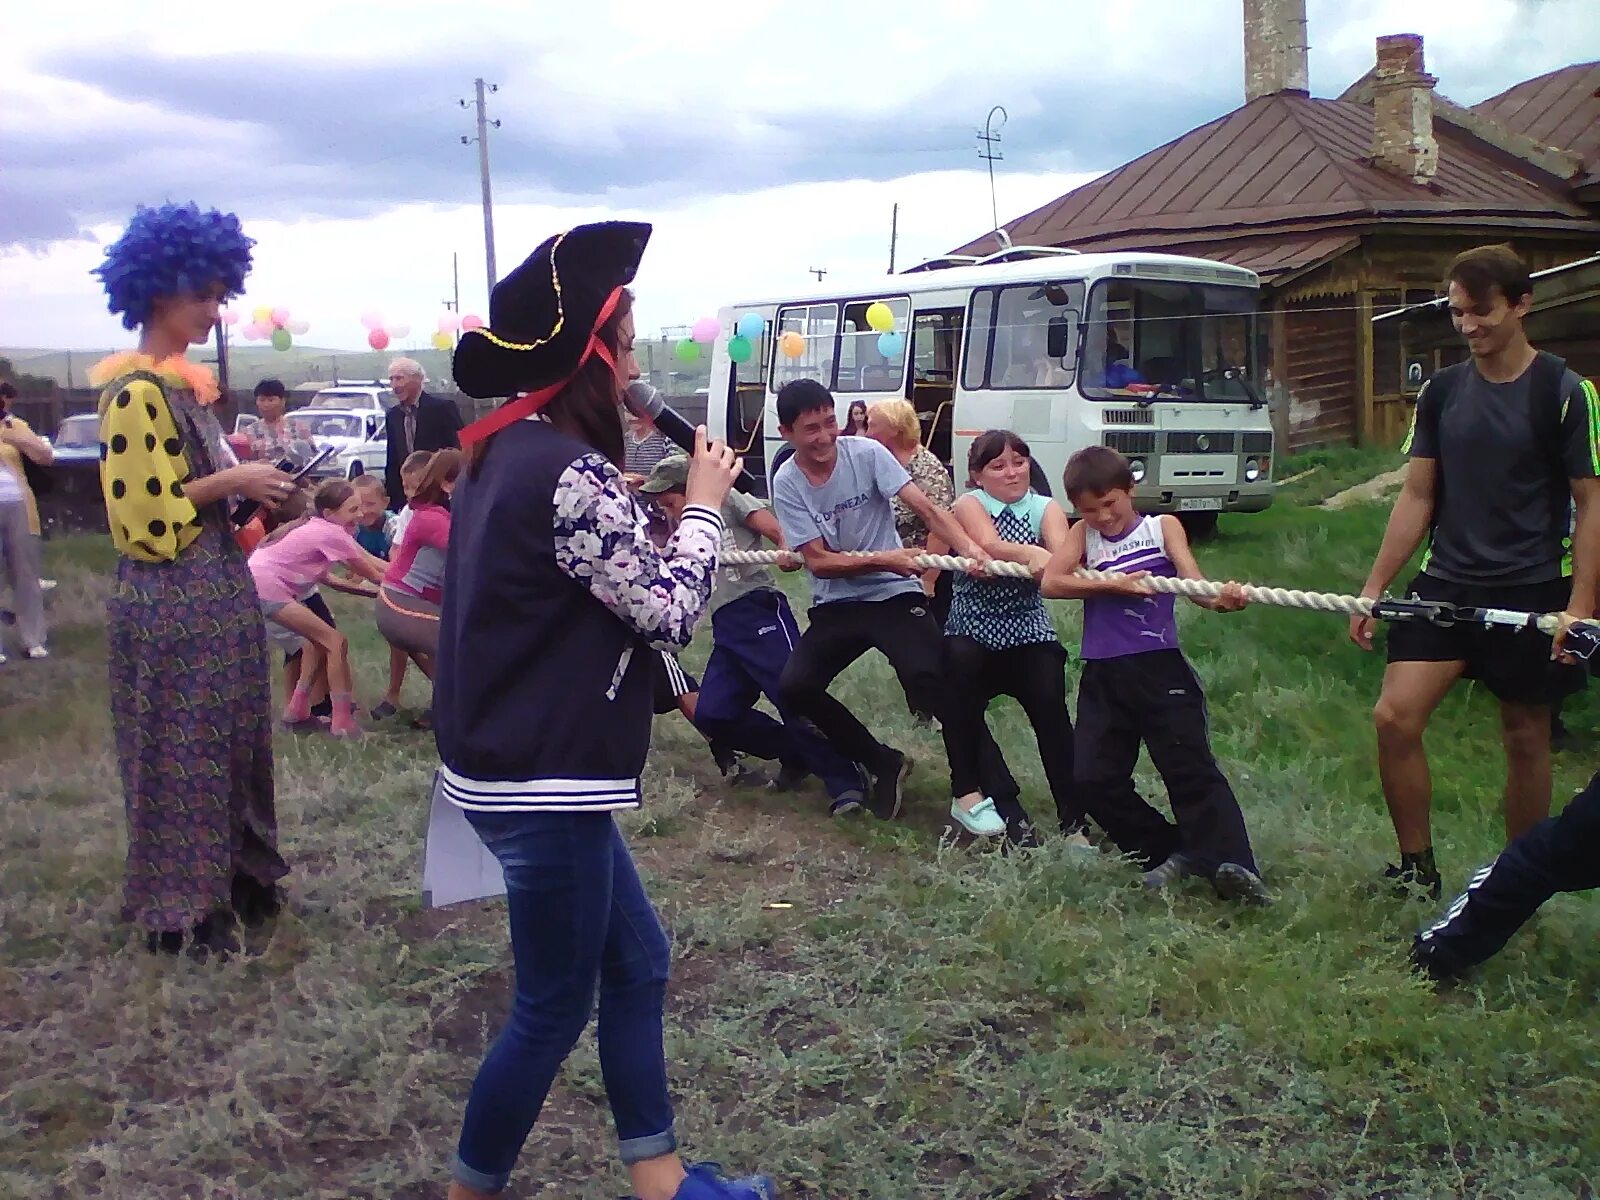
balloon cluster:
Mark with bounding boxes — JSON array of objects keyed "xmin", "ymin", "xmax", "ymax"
[
  {"xmin": 358, "ymin": 311, "xmax": 414, "ymax": 352},
  {"xmin": 673, "ymin": 316, "xmax": 721, "ymax": 364},
  {"xmin": 767, "ymin": 301, "xmax": 902, "ymax": 362},
  {"xmin": 224, "ymin": 305, "xmax": 310, "ymax": 351},
  {"xmin": 425, "ymin": 312, "xmax": 484, "ymax": 351}
]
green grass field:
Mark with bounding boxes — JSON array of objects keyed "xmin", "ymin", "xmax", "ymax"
[{"xmin": 3, "ymin": 453, "xmax": 1598, "ymax": 1199}]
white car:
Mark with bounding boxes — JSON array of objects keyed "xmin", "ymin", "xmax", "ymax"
[{"xmin": 308, "ymin": 382, "xmax": 397, "ymax": 413}]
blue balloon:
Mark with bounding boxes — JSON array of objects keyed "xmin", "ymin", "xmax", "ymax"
[
  {"xmin": 877, "ymin": 330, "xmax": 905, "ymax": 358},
  {"xmin": 736, "ymin": 312, "xmax": 765, "ymax": 341}
]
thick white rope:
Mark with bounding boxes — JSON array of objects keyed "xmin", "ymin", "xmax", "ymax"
[{"xmin": 717, "ymin": 549, "xmax": 1565, "ymax": 634}]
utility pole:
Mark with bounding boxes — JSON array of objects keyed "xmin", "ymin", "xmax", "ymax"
[
  {"xmin": 461, "ymin": 79, "xmax": 501, "ymax": 300},
  {"xmin": 888, "ymin": 203, "xmax": 899, "ymax": 274},
  {"xmin": 978, "ymin": 105, "xmax": 1008, "ymax": 238},
  {"xmin": 808, "ymin": 267, "xmax": 828, "ymax": 283}
]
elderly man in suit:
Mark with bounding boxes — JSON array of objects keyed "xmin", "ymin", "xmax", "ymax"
[{"xmin": 384, "ymin": 358, "xmax": 463, "ymax": 508}]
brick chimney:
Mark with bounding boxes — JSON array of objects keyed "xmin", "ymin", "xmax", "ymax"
[
  {"xmin": 1370, "ymin": 34, "xmax": 1439, "ymax": 183},
  {"xmin": 1243, "ymin": 0, "xmax": 1310, "ymax": 102}
]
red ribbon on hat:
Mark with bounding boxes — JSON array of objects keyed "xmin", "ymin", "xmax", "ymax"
[{"xmin": 458, "ymin": 286, "xmax": 624, "ymax": 448}]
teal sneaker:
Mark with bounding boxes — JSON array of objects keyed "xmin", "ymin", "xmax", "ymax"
[{"xmin": 949, "ymin": 796, "xmax": 1007, "ymax": 838}]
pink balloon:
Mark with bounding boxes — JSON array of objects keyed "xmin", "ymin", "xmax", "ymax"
[
  {"xmin": 271, "ymin": 306, "xmax": 290, "ymax": 327},
  {"xmin": 438, "ymin": 313, "xmax": 463, "ymax": 334},
  {"xmin": 240, "ymin": 322, "xmax": 262, "ymax": 339},
  {"xmin": 360, "ymin": 310, "xmax": 384, "ymax": 331},
  {"xmin": 691, "ymin": 316, "xmax": 720, "ymax": 344},
  {"xmin": 460, "ymin": 314, "xmax": 484, "ymax": 331},
  {"xmin": 368, "ymin": 329, "xmax": 391, "ymax": 351},
  {"xmin": 219, "ymin": 309, "xmax": 240, "ymax": 326}
]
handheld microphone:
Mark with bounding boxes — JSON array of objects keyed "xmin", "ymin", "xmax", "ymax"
[{"xmin": 623, "ymin": 382, "xmax": 758, "ymax": 494}]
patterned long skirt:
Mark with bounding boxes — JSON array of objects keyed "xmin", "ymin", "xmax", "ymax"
[{"xmin": 108, "ymin": 526, "xmax": 287, "ymax": 932}]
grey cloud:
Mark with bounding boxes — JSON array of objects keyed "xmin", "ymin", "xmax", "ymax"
[{"xmin": 16, "ymin": 43, "xmax": 1233, "ymax": 247}]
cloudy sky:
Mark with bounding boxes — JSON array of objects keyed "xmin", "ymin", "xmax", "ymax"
[{"xmin": 3, "ymin": 0, "xmax": 1597, "ymax": 352}]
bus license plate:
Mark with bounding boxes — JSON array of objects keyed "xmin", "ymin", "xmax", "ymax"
[{"xmin": 1178, "ymin": 498, "xmax": 1222, "ymax": 512}]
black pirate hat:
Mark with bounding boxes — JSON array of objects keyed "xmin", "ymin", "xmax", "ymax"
[{"xmin": 454, "ymin": 221, "xmax": 650, "ymax": 440}]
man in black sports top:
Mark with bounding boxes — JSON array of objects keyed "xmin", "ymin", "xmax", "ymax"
[{"xmin": 1350, "ymin": 243, "xmax": 1600, "ymax": 899}]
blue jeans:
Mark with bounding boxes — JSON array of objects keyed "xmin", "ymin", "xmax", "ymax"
[{"xmin": 452, "ymin": 810, "xmax": 676, "ymax": 1193}]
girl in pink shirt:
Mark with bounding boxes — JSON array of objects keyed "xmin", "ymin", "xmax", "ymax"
[
  {"xmin": 374, "ymin": 450, "xmax": 459, "ymax": 728},
  {"xmin": 249, "ymin": 480, "xmax": 387, "ymax": 736}
]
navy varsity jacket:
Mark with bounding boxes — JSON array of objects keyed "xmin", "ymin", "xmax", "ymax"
[{"xmin": 433, "ymin": 419, "xmax": 722, "ymax": 811}]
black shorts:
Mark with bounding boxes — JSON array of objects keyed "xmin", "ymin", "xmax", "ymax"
[
  {"xmin": 651, "ymin": 650, "xmax": 699, "ymax": 715},
  {"xmin": 1384, "ymin": 573, "xmax": 1585, "ymax": 705},
  {"xmin": 284, "ymin": 591, "xmax": 337, "ymax": 664}
]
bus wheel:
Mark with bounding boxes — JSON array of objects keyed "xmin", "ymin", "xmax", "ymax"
[
  {"xmin": 347, "ymin": 460, "xmax": 363, "ymax": 481},
  {"xmin": 1178, "ymin": 511, "xmax": 1219, "ymax": 540}
]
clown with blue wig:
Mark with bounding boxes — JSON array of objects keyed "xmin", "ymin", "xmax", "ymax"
[{"xmin": 89, "ymin": 203, "xmax": 300, "ymax": 960}]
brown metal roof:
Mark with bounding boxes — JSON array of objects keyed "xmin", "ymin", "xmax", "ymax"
[
  {"xmin": 1472, "ymin": 60, "xmax": 1600, "ymax": 180},
  {"xmin": 955, "ymin": 92, "xmax": 1599, "ymax": 258}
]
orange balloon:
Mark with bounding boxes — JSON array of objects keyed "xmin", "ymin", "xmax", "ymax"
[{"xmin": 779, "ymin": 331, "xmax": 806, "ymax": 359}]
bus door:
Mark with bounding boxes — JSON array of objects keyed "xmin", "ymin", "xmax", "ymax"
[
  {"xmin": 724, "ymin": 310, "xmax": 773, "ymax": 493},
  {"xmin": 910, "ymin": 308, "xmax": 962, "ymax": 471}
]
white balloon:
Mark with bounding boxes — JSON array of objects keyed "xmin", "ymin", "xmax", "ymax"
[
  {"xmin": 389, "ymin": 322, "xmax": 411, "ymax": 340},
  {"xmin": 287, "ymin": 319, "xmax": 310, "ymax": 335}
]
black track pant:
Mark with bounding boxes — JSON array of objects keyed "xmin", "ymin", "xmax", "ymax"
[
  {"xmin": 945, "ymin": 636, "xmax": 1084, "ymax": 834},
  {"xmin": 1413, "ymin": 771, "xmax": 1600, "ymax": 977},
  {"xmin": 1073, "ymin": 649, "xmax": 1256, "ymax": 876},
  {"xmin": 779, "ymin": 593, "xmax": 1015, "ymax": 798}
]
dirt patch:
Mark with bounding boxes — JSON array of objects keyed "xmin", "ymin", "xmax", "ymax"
[{"xmin": 1319, "ymin": 466, "xmax": 1407, "ymax": 510}]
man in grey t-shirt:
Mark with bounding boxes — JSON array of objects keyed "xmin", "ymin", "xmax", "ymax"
[
  {"xmin": 1351, "ymin": 244, "xmax": 1600, "ymax": 899},
  {"xmin": 769, "ymin": 379, "xmax": 989, "ymax": 820}
]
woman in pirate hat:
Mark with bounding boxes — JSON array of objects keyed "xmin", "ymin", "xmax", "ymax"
[{"xmin": 434, "ymin": 222, "xmax": 775, "ymax": 1200}]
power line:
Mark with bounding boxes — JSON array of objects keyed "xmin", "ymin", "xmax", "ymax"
[{"xmin": 460, "ymin": 80, "xmax": 501, "ymax": 302}]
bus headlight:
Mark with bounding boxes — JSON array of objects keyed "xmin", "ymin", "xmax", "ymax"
[
  {"xmin": 1129, "ymin": 459, "xmax": 1147, "ymax": 483},
  {"xmin": 1244, "ymin": 458, "xmax": 1261, "ymax": 482}
]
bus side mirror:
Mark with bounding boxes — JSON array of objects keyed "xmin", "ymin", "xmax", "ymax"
[{"xmin": 1046, "ymin": 316, "xmax": 1074, "ymax": 360}]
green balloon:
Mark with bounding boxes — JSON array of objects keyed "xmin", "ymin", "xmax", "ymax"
[
  {"xmin": 675, "ymin": 338, "xmax": 701, "ymax": 363},
  {"xmin": 271, "ymin": 328, "xmax": 292, "ymax": 352},
  {"xmin": 727, "ymin": 335, "xmax": 753, "ymax": 364}
]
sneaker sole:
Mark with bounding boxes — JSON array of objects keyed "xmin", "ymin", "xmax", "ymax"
[
  {"xmin": 830, "ymin": 797, "xmax": 864, "ymax": 817},
  {"xmin": 874, "ymin": 756, "xmax": 912, "ymax": 820}
]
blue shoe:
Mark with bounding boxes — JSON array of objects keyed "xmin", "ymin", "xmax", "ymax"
[
  {"xmin": 671, "ymin": 1161, "xmax": 778, "ymax": 1199},
  {"xmin": 949, "ymin": 796, "xmax": 1007, "ymax": 837}
]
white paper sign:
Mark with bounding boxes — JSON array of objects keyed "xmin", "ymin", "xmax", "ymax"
[{"xmin": 421, "ymin": 773, "xmax": 507, "ymax": 908}]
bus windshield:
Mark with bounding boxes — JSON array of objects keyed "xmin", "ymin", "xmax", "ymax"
[{"xmin": 1082, "ymin": 279, "xmax": 1260, "ymax": 404}]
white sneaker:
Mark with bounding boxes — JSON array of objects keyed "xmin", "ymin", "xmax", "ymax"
[
  {"xmin": 0, "ymin": 649, "xmax": 7, "ymax": 665},
  {"xmin": 25, "ymin": 645, "xmax": 48, "ymax": 660},
  {"xmin": 40, "ymin": 579, "xmax": 57, "ymax": 591},
  {"xmin": 950, "ymin": 796, "xmax": 1008, "ymax": 837}
]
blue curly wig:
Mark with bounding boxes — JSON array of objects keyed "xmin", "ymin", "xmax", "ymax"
[{"xmin": 92, "ymin": 202, "xmax": 255, "ymax": 331}]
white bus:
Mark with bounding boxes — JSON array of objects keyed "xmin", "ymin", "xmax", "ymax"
[{"xmin": 704, "ymin": 247, "xmax": 1275, "ymax": 533}]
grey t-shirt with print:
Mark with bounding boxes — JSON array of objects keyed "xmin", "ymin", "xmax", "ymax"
[{"xmin": 771, "ymin": 436, "xmax": 919, "ymax": 606}]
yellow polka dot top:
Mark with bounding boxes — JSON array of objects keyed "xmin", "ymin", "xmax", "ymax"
[{"xmin": 97, "ymin": 375, "xmax": 203, "ymax": 563}]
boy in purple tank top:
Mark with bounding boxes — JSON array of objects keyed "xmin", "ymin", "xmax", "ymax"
[{"xmin": 1042, "ymin": 446, "xmax": 1270, "ymax": 905}]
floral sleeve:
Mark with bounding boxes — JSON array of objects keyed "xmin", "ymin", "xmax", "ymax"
[{"xmin": 553, "ymin": 452, "xmax": 723, "ymax": 650}]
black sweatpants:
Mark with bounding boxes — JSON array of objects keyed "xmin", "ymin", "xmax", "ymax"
[
  {"xmin": 1074, "ymin": 649, "xmax": 1256, "ymax": 876},
  {"xmin": 1413, "ymin": 771, "xmax": 1600, "ymax": 978},
  {"xmin": 779, "ymin": 592, "xmax": 1015, "ymax": 795},
  {"xmin": 945, "ymin": 636, "xmax": 1084, "ymax": 834}
]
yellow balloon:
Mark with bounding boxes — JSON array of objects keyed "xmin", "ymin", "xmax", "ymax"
[
  {"xmin": 251, "ymin": 305, "xmax": 273, "ymax": 325},
  {"xmin": 865, "ymin": 301, "xmax": 894, "ymax": 333},
  {"xmin": 431, "ymin": 330, "xmax": 452, "ymax": 351},
  {"xmin": 779, "ymin": 331, "xmax": 806, "ymax": 359}
]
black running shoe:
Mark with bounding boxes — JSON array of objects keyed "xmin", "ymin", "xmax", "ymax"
[{"xmin": 1214, "ymin": 862, "xmax": 1273, "ymax": 906}]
